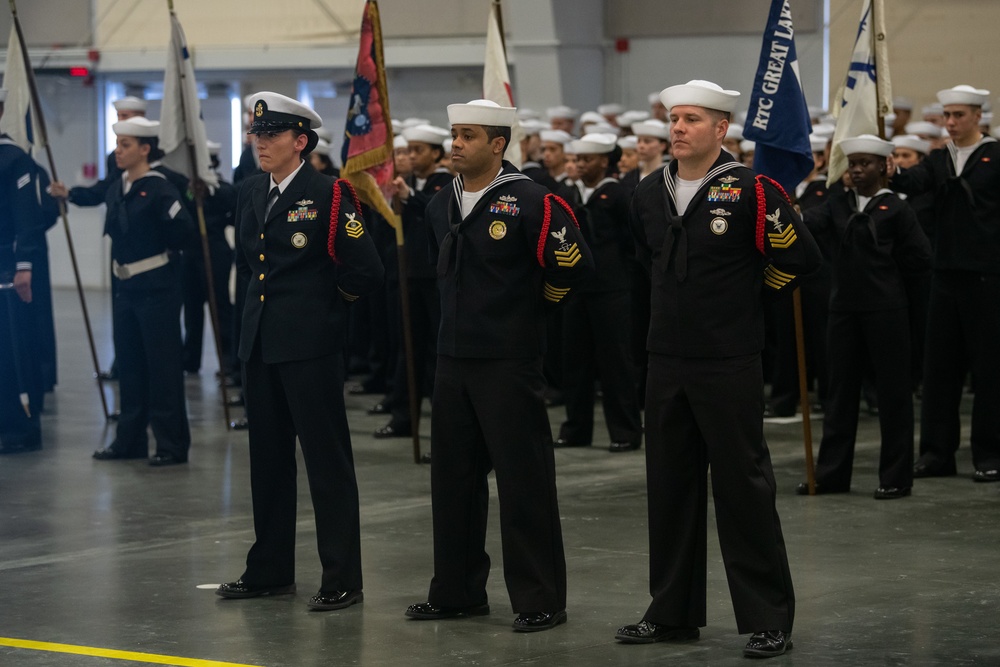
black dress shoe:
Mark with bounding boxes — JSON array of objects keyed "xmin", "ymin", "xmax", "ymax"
[
  {"xmin": 913, "ymin": 459, "xmax": 956, "ymax": 478},
  {"xmin": 973, "ymin": 468, "xmax": 1000, "ymax": 483},
  {"xmin": 405, "ymin": 601, "xmax": 490, "ymax": 619},
  {"xmin": 230, "ymin": 418, "xmax": 249, "ymax": 430},
  {"xmin": 513, "ymin": 610, "xmax": 567, "ymax": 632},
  {"xmin": 873, "ymin": 486, "xmax": 911, "ymax": 499},
  {"xmin": 93, "ymin": 447, "xmax": 145, "ymax": 461},
  {"xmin": 96, "ymin": 370, "xmax": 118, "ymax": 382},
  {"xmin": 743, "ymin": 630, "xmax": 792, "ymax": 658},
  {"xmin": 108, "ymin": 410, "xmax": 121, "ymax": 421},
  {"xmin": 215, "ymin": 579, "xmax": 295, "ymax": 599},
  {"xmin": 794, "ymin": 482, "xmax": 849, "ymax": 496},
  {"xmin": 553, "ymin": 438, "xmax": 589, "ymax": 448},
  {"xmin": 149, "ymin": 453, "xmax": 187, "ymax": 467},
  {"xmin": 420, "ymin": 452, "xmax": 432, "ymax": 464},
  {"xmin": 374, "ymin": 422, "xmax": 411, "ymax": 439},
  {"xmin": 367, "ymin": 402, "xmax": 390, "ymax": 415},
  {"xmin": 609, "ymin": 441, "xmax": 641, "ymax": 453},
  {"xmin": 307, "ymin": 589, "xmax": 363, "ymax": 611},
  {"xmin": 615, "ymin": 620, "xmax": 700, "ymax": 644}
]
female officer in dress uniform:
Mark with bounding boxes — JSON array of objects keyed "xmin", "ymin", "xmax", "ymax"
[{"xmin": 51, "ymin": 117, "xmax": 196, "ymax": 466}]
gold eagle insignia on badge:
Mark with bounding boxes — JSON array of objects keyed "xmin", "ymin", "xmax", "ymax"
[
  {"xmin": 489, "ymin": 221, "xmax": 507, "ymax": 240},
  {"xmin": 291, "ymin": 232, "xmax": 307, "ymax": 248},
  {"xmin": 710, "ymin": 218, "xmax": 728, "ymax": 235},
  {"xmin": 718, "ymin": 175, "xmax": 738, "ymax": 184},
  {"xmin": 344, "ymin": 212, "xmax": 364, "ymax": 239}
]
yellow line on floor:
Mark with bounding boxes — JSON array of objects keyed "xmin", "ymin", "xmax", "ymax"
[{"xmin": 0, "ymin": 637, "xmax": 263, "ymax": 667}]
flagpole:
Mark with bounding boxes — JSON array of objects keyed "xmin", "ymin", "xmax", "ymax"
[
  {"xmin": 165, "ymin": 0, "xmax": 232, "ymax": 429},
  {"xmin": 870, "ymin": 0, "xmax": 886, "ymax": 141},
  {"xmin": 8, "ymin": 0, "xmax": 112, "ymax": 420}
]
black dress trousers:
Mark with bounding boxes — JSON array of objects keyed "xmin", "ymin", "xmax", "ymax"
[
  {"xmin": 643, "ymin": 353, "xmax": 794, "ymax": 634},
  {"xmin": 427, "ymin": 355, "xmax": 567, "ymax": 614},
  {"xmin": 242, "ymin": 342, "xmax": 362, "ymax": 593}
]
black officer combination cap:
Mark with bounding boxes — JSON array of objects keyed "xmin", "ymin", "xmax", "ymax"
[{"xmin": 247, "ymin": 91, "xmax": 323, "ymax": 154}]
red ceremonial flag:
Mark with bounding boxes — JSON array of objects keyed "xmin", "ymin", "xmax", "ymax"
[{"xmin": 341, "ymin": 0, "xmax": 398, "ymax": 227}]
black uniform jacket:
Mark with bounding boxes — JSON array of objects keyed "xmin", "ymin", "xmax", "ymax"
[
  {"xmin": 401, "ymin": 168, "xmax": 453, "ymax": 280},
  {"xmin": 804, "ymin": 188, "xmax": 931, "ymax": 312},
  {"xmin": 104, "ymin": 171, "xmax": 195, "ymax": 293},
  {"xmin": 0, "ymin": 137, "xmax": 44, "ymax": 276},
  {"xmin": 235, "ymin": 162, "xmax": 384, "ymax": 364},
  {"xmin": 428, "ymin": 161, "xmax": 594, "ymax": 359},
  {"xmin": 560, "ymin": 177, "xmax": 634, "ymax": 292},
  {"xmin": 630, "ymin": 150, "xmax": 822, "ymax": 358},
  {"xmin": 891, "ymin": 137, "xmax": 1000, "ymax": 273}
]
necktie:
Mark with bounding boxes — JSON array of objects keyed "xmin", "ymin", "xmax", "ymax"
[{"xmin": 265, "ymin": 186, "xmax": 280, "ymax": 219}]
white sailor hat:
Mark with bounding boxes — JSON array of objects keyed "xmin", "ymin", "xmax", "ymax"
[
  {"xmin": 937, "ymin": 85, "xmax": 990, "ymax": 107},
  {"xmin": 981, "ymin": 112, "xmax": 994, "ymax": 126},
  {"xmin": 809, "ymin": 134, "xmax": 829, "ymax": 153},
  {"xmin": 206, "ymin": 140, "xmax": 222, "ymax": 155},
  {"xmin": 0, "ymin": 88, "xmax": 7, "ymax": 103},
  {"xmin": 539, "ymin": 129, "xmax": 573, "ymax": 145},
  {"xmin": 569, "ymin": 132, "xmax": 618, "ymax": 155},
  {"xmin": 893, "ymin": 96, "xmax": 914, "ymax": 111},
  {"xmin": 616, "ymin": 110, "xmax": 650, "ymax": 127},
  {"xmin": 448, "ymin": 99, "xmax": 516, "ymax": 127},
  {"xmin": 725, "ymin": 123, "xmax": 744, "ymax": 141},
  {"xmin": 546, "ymin": 105, "xmax": 578, "ymax": 120},
  {"xmin": 839, "ymin": 134, "xmax": 893, "ymax": 157},
  {"xmin": 113, "ymin": 116, "xmax": 159, "ymax": 138},
  {"xmin": 807, "ymin": 105, "xmax": 827, "ymax": 121},
  {"xmin": 400, "ymin": 117, "xmax": 430, "ymax": 129},
  {"xmin": 586, "ymin": 121, "xmax": 620, "ymax": 136},
  {"xmin": 393, "ymin": 135, "xmax": 409, "ymax": 149},
  {"xmin": 520, "ymin": 119, "xmax": 551, "ymax": 135},
  {"xmin": 314, "ymin": 127, "xmax": 333, "ymax": 143},
  {"xmin": 631, "ymin": 119, "xmax": 671, "ymax": 140},
  {"xmin": 648, "ymin": 92, "xmax": 662, "ymax": 106},
  {"xmin": 905, "ymin": 121, "xmax": 941, "ymax": 138},
  {"xmin": 247, "ymin": 91, "xmax": 323, "ymax": 153},
  {"xmin": 891, "ymin": 134, "xmax": 931, "ymax": 155},
  {"xmin": 314, "ymin": 138, "xmax": 332, "ymax": 155},
  {"xmin": 812, "ymin": 123, "xmax": 836, "ymax": 140},
  {"xmin": 597, "ymin": 103, "xmax": 625, "ymax": 116},
  {"xmin": 579, "ymin": 111, "xmax": 605, "ymax": 126},
  {"xmin": 402, "ymin": 124, "xmax": 450, "ymax": 146},
  {"xmin": 660, "ymin": 80, "xmax": 741, "ymax": 114},
  {"xmin": 922, "ymin": 103, "xmax": 944, "ymax": 117},
  {"xmin": 113, "ymin": 96, "xmax": 148, "ymax": 113},
  {"xmin": 740, "ymin": 140, "xmax": 756, "ymax": 153},
  {"xmin": 617, "ymin": 135, "xmax": 638, "ymax": 151},
  {"xmin": 443, "ymin": 138, "xmax": 453, "ymax": 154},
  {"xmin": 517, "ymin": 108, "xmax": 541, "ymax": 121}
]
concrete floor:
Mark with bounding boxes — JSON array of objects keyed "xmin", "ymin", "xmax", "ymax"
[{"xmin": 1, "ymin": 288, "xmax": 999, "ymax": 666}]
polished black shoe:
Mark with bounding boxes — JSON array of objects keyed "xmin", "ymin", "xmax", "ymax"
[
  {"xmin": 405, "ymin": 601, "xmax": 490, "ymax": 620},
  {"xmin": 743, "ymin": 630, "xmax": 792, "ymax": 658},
  {"xmin": 609, "ymin": 441, "xmax": 641, "ymax": 453},
  {"xmin": 149, "ymin": 453, "xmax": 187, "ymax": 467},
  {"xmin": 93, "ymin": 446, "xmax": 145, "ymax": 461},
  {"xmin": 96, "ymin": 369, "xmax": 118, "ymax": 382},
  {"xmin": 553, "ymin": 438, "xmax": 589, "ymax": 448},
  {"xmin": 307, "ymin": 589, "xmax": 363, "ymax": 611},
  {"xmin": 230, "ymin": 417, "xmax": 249, "ymax": 430},
  {"xmin": 795, "ymin": 482, "xmax": 849, "ymax": 496},
  {"xmin": 215, "ymin": 579, "xmax": 295, "ymax": 599},
  {"xmin": 873, "ymin": 486, "xmax": 911, "ymax": 500},
  {"xmin": 374, "ymin": 422, "xmax": 411, "ymax": 439},
  {"xmin": 367, "ymin": 402, "xmax": 390, "ymax": 415},
  {"xmin": 973, "ymin": 468, "xmax": 1000, "ymax": 483},
  {"xmin": 615, "ymin": 620, "xmax": 700, "ymax": 644},
  {"xmin": 913, "ymin": 458, "xmax": 956, "ymax": 478},
  {"xmin": 419, "ymin": 452, "xmax": 432, "ymax": 464},
  {"xmin": 513, "ymin": 610, "xmax": 567, "ymax": 632}
]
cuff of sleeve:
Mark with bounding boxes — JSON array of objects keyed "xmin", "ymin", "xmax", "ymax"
[{"xmin": 16, "ymin": 262, "xmax": 32, "ymax": 272}]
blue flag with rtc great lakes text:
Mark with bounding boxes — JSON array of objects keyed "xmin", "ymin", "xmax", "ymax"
[{"xmin": 743, "ymin": 0, "xmax": 814, "ymax": 195}]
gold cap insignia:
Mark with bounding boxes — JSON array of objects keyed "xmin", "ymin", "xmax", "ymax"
[{"xmin": 489, "ymin": 220, "xmax": 507, "ymax": 240}]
